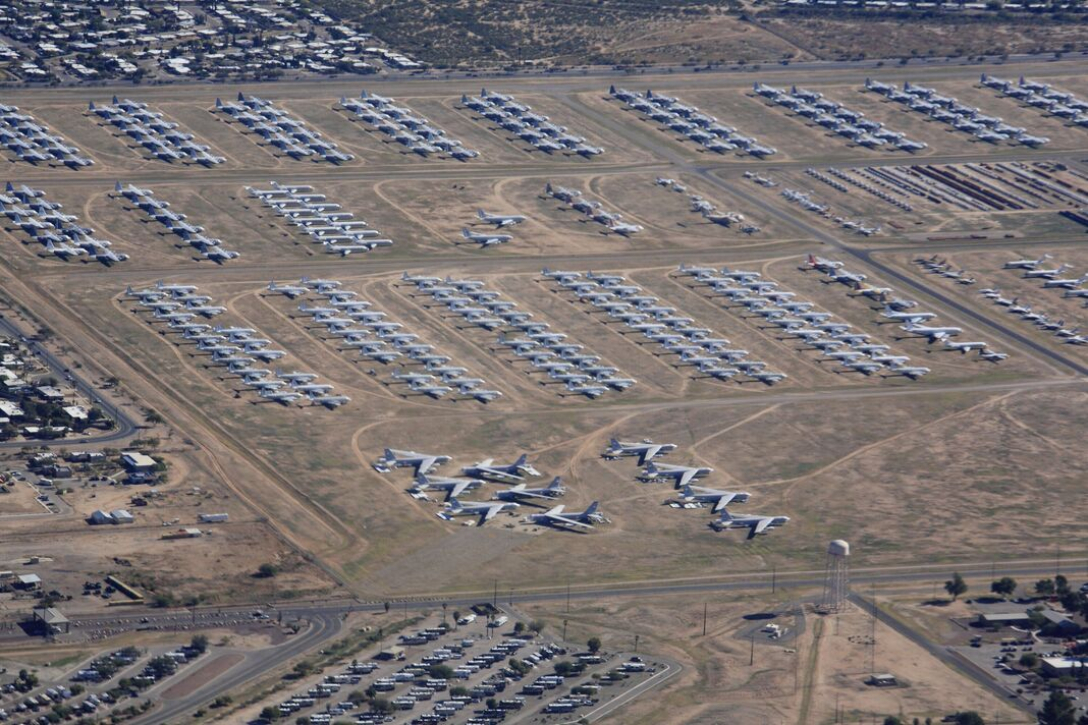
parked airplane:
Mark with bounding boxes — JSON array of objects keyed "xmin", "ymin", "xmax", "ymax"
[
  {"xmin": 412, "ymin": 473, "xmax": 483, "ymax": 500},
  {"xmin": 523, "ymin": 501, "xmax": 605, "ymax": 530},
  {"xmin": 460, "ymin": 228, "xmax": 512, "ymax": 248},
  {"xmin": 492, "ymin": 477, "xmax": 566, "ymax": 502},
  {"xmin": 375, "ymin": 448, "xmax": 451, "ymax": 474},
  {"xmin": 663, "ymin": 476, "xmax": 749, "ymax": 508},
  {"xmin": 1004, "ymin": 254, "xmax": 1051, "ymax": 270},
  {"xmin": 709, "ymin": 509, "xmax": 789, "ymax": 538},
  {"xmin": 602, "ymin": 438, "xmax": 677, "ymax": 464},
  {"xmin": 461, "ymin": 454, "xmax": 540, "ymax": 482},
  {"xmin": 476, "ymin": 209, "xmax": 526, "ymax": 227},
  {"xmin": 438, "ymin": 498, "xmax": 520, "ymax": 525}
]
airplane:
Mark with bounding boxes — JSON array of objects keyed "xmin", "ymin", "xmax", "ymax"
[
  {"xmin": 523, "ymin": 501, "xmax": 605, "ymax": 530},
  {"xmin": 437, "ymin": 498, "xmax": 520, "ymax": 525},
  {"xmin": 881, "ymin": 306, "xmax": 936, "ymax": 323},
  {"xmin": 476, "ymin": 209, "xmax": 526, "ymax": 227},
  {"xmin": 309, "ymin": 392, "xmax": 350, "ymax": 408},
  {"xmin": 491, "ymin": 477, "xmax": 566, "ymax": 502},
  {"xmin": 460, "ymin": 228, "xmax": 511, "ymax": 248},
  {"xmin": 1003, "ymin": 254, "xmax": 1051, "ymax": 270},
  {"xmin": 266, "ymin": 280, "xmax": 308, "ymax": 298},
  {"xmin": 709, "ymin": 509, "xmax": 789, "ymax": 538},
  {"xmin": 412, "ymin": 472, "xmax": 484, "ymax": 500},
  {"xmin": 601, "ymin": 438, "xmax": 677, "ymax": 465},
  {"xmin": 43, "ymin": 240, "xmax": 88, "ymax": 259},
  {"xmin": 259, "ymin": 389, "xmax": 303, "ymax": 405},
  {"xmin": 374, "ymin": 448, "xmax": 451, "ymax": 475},
  {"xmin": 1042, "ymin": 274, "xmax": 1088, "ymax": 290},
  {"xmin": 461, "ymin": 454, "xmax": 541, "ymax": 482},
  {"xmin": 1023, "ymin": 263, "xmax": 1072, "ymax": 280},
  {"xmin": 677, "ymin": 485, "xmax": 751, "ymax": 513},
  {"xmin": 899, "ymin": 323, "xmax": 962, "ymax": 340}
]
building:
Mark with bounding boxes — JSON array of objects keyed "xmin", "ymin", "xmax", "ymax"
[
  {"xmin": 977, "ymin": 611, "xmax": 1032, "ymax": 628},
  {"xmin": 121, "ymin": 451, "xmax": 157, "ymax": 471},
  {"xmin": 15, "ymin": 573, "xmax": 41, "ymax": 591},
  {"xmin": 162, "ymin": 528, "xmax": 203, "ymax": 540},
  {"xmin": 31, "ymin": 607, "xmax": 69, "ymax": 635},
  {"xmin": 1038, "ymin": 609, "xmax": 1080, "ymax": 636},
  {"xmin": 110, "ymin": 509, "xmax": 135, "ymax": 524},
  {"xmin": 1041, "ymin": 657, "xmax": 1088, "ymax": 677},
  {"xmin": 198, "ymin": 512, "xmax": 229, "ymax": 524},
  {"xmin": 62, "ymin": 405, "xmax": 88, "ymax": 422}
]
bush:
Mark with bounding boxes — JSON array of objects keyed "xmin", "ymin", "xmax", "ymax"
[{"xmin": 256, "ymin": 563, "xmax": 278, "ymax": 578}]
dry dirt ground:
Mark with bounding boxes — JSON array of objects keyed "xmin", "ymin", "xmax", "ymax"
[
  {"xmin": 758, "ymin": 16, "xmax": 1088, "ymax": 60},
  {"xmin": 1, "ymin": 65, "xmax": 1087, "ymax": 613},
  {"xmin": 519, "ymin": 593, "xmax": 1026, "ymax": 724}
]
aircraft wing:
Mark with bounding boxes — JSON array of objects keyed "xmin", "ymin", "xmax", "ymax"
[
  {"xmin": 418, "ymin": 456, "xmax": 439, "ymax": 473},
  {"xmin": 638, "ymin": 445, "xmax": 665, "ymax": 465},
  {"xmin": 450, "ymin": 481, "xmax": 472, "ymax": 498},
  {"xmin": 711, "ymin": 494, "xmax": 738, "ymax": 513},
  {"xmin": 544, "ymin": 512, "xmax": 593, "ymax": 529},
  {"xmin": 751, "ymin": 517, "xmax": 773, "ymax": 537},
  {"xmin": 482, "ymin": 505, "xmax": 505, "ymax": 522},
  {"xmin": 677, "ymin": 469, "xmax": 698, "ymax": 488}
]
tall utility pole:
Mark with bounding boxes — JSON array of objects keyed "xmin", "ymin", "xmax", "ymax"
[
  {"xmin": 493, "ymin": 580, "xmax": 498, "ymax": 608},
  {"xmin": 702, "ymin": 603, "xmax": 707, "ymax": 636},
  {"xmin": 566, "ymin": 578, "xmax": 571, "ymax": 613},
  {"xmin": 869, "ymin": 583, "xmax": 877, "ymax": 674}
]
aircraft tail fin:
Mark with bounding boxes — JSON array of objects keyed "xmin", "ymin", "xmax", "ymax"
[
  {"xmin": 681, "ymin": 484, "xmax": 693, "ymax": 497},
  {"xmin": 447, "ymin": 497, "xmax": 463, "ymax": 510},
  {"xmin": 237, "ymin": 91, "xmax": 245, "ymax": 102},
  {"xmin": 513, "ymin": 454, "xmax": 527, "ymax": 468},
  {"xmin": 215, "ymin": 98, "xmax": 224, "ymax": 109},
  {"xmin": 112, "ymin": 95, "xmax": 119, "ymax": 105},
  {"xmin": 584, "ymin": 501, "xmax": 599, "ymax": 516},
  {"xmin": 461, "ymin": 228, "xmax": 472, "ymax": 239},
  {"xmin": 88, "ymin": 101, "xmax": 95, "ymax": 111},
  {"xmin": 114, "ymin": 181, "xmax": 123, "ymax": 193},
  {"xmin": 547, "ymin": 477, "xmax": 562, "ymax": 490},
  {"xmin": 717, "ymin": 509, "xmax": 733, "ymax": 523}
]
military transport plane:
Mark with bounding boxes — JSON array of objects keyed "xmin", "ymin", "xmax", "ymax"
[
  {"xmin": 375, "ymin": 448, "xmax": 451, "ymax": 475},
  {"xmin": 710, "ymin": 510, "xmax": 789, "ymax": 538},
  {"xmin": 477, "ymin": 209, "xmax": 526, "ymax": 227},
  {"xmin": 491, "ymin": 477, "xmax": 566, "ymax": 502},
  {"xmin": 602, "ymin": 439, "xmax": 677, "ymax": 465},
  {"xmin": 638, "ymin": 461, "xmax": 714, "ymax": 488},
  {"xmin": 677, "ymin": 485, "xmax": 751, "ymax": 512},
  {"xmin": 523, "ymin": 502, "xmax": 605, "ymax": 530},
  {"xmin": 460, "ymin": 228, "xmax": 512, "ymax": 248},
  {"xmin": 438, "ymin": 498, "xmax": 520, "ymax": 525},
  {"xmin": 461, "ymin": 454, "xmax": 540, "ymax": 482}
]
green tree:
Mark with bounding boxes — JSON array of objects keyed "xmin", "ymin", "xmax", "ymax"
[
  {"xmin": 1019, "ymin": 652, "xmax": 1039, "ymax": 668},
  {"xmin": 1039, "ymin": 690, "xmax": 1076, "ymax": 725},
  {"xmin": 427, "ymin": 664, "xmax": 454, "ymax": 680},
  {"xmin": 1036, "ymin": 579, "xmax": 1056, "ymax": 596},
  {"xmin": 529, "ymin": 619, "xmax": 546, "ymax": 634},
  {"xmin": 259, "ymin": 705, "xmax": 280, "ymax": 722},
  {"xmin": 1055, "ymin": 575, "xmax": 1070, "ymax": 594},
  {"xmin": 953, "ymin": 713, "xmax": 985, "ymax": 725},
  {"xmin": 190, "ymin": 634, "xmax": 209, "ymax": 653},
  {"xmin": 990, "ymin": 577, "xmax": 1017, "ymax": 598},
  {"xmin": 587, "ymin": 637, "xmax": 602, "ymax": 654},
  {"xmin": 945, "ymin": 573, "xmax": 968, "ymax": 601},
  {"xmin": 884, "ymin": 718, "xmax": 903, "ymax": 725},
  {"xmin": 256, "ymin": 563, "xmax": 278, "ymax": 578}
]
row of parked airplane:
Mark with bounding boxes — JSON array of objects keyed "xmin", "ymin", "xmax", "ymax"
[
  {"xmin": 864, "ymin": 79, "xmax": 1049, "ymax": 147},
  {"xmin": 972, "ymin": 254, "xmax": 1088, "ymax": 345},
  {"xmin": 0, "ymin": 104, "xmax": 93, "ymax": 167},
  {"xmin": 609, "ymin": 86, "xmax": 776, "ymax": 157},
  {"xmin": 216, "ymin": 92, "xmax": 354, "ymax": 164},
  {"xmin": 113, "ymin": 183, "xmax": 239, "ymax": 263},
  {"xmin": 603, "ymin": 438, "xmax": 788, "ymax": 538},
  {"xmin": 805, "ymin": 255, "xmax": 1008, "ymax": 362},
  {"xmin": 544, "ymin": 183, "xmax": 642, "ymax": 236},
  {"xmin": 267, "ymin": 276, "xmax": 499, "ymax": 403},
  {"xmin": 816, "ymin": 167, "xmax": 914, "ymax": 213},
  {"xmin": 754, "ymin": 82, "xmax": 927, "ymax": 152},
  {"xmin": 654, "ymin": 178, "xmax": 758, "ymax": 233},
  {"xmin": 915, "ymin": 255, "xmax": 976, "ymax": 285},
  {"xmin": 124, "ymin": 281, "xmax": 349, "ymax": 409},
  {"xmin": 1, "ymin": 182, "xmax": 127, "ymax": 264},
  {"xmin": 547, "ymin": 267, "xmax": 786, "ymax": 385},
  {"xmin": 376, "ymin": 449, "xmax": 607, "ymax": 530},
  {"xmin": 399, "ymin": 271, "xmax": 631, "ymax": 398},
  {"xmin": 683, "ymin": 260, "xmax": 926, "ymax": 379},
  {"xmin": 89, "ymin": 96, "xmax": 224, "ymax": 166},
  {"xmin": 247, "ymin": 182, "xmax": 392, "ymax": 257},
  {"xmin": 780, "ymin": 187, "xmax": 881, "ymax": 236},
  {"xmin": 340, "ymin": 91, "xmax": 479, "ymax": 160},
  {"xmin": 461, "ymin": 89, "xmax": 603, "ymax": 157},
  {"xmin": 981, "ymin": 74, "xmax": 1088, "ymax": 127}
]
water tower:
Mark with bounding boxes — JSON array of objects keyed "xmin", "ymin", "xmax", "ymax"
[{"xmin": 820, "ymin": 539, "xmax": 850, "ymax": 612}]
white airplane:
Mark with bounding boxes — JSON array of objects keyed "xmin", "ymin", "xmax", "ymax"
[
  {"xmin": 602, "ymin": 438, "xmax": 677, "ymax": 465},
  {"xmin": 900, "ymin": 323, "xmax": 962, "ymax": 340},
  {"xmin": 309, "ymin": 393, "xmax": 350, "ymax": 408},
  {"xmin": 375, "ymin": 448, "xmax": 451, "ymax": 474},
  {"xmin": 709, "ymin": 509, "xmax": 789, "ymax": 538},
  {"xmin": 412, "ymin": 472, "xmax": 484, "ymax": 500},
  {"xmin": 492, "ymin": 477, "xmax": 566, "ymax": 502},
  {"xmin": 477, "ymin": 209, "xmax": 526, "ymax": 227},
  {"xmin": 677, "ymin": 485, "xmax": 751, "ymax": 513},
  {"xmin": 881, "ymin": 306, "xmax": 936, "ymax": 323},
  {"xmin": 1004, "ymin": 254, "xmax": 1051, "ymax": 270},
  {"xmin": 461, "ymin": 454, "xmax": 540, "ymax": 482},
  {"xmin": 523, "ymin": 501, "xmax": 605, "ymax": 530},
  {"xmin": 43, "ymin": 240, "xmax": 88, "ymax": 259},
  {"xmin": 460, "ymin": 228, "xmax": 511, "ymax": 248},
  {"xmin": 438, "ymin": 498, "xmax": 520, "ymax": 525},
  {"xmin": 637, "ymin": 461, "xmax": 714, "ymax": 488},
  {"xmin": 260, "ymin": 389, "xmax": 303, "ymax": 405},
  {"xmin": 266, "ymin": 280, "xmax": 308, "ymax": 298},
  {"xmin": 1023, "ymin": 263, "xmax": 1072, "ymax": 280}
]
